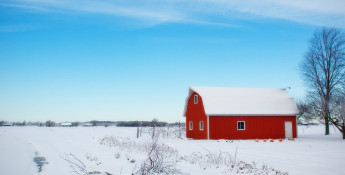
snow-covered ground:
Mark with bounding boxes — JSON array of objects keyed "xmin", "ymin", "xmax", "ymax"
[{"xmin": 0, "ymin": 125, "xmax": 344, "ymax": 175}]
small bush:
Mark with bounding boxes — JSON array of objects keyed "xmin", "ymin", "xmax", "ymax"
[{"xmin": 136, "ymin": 138, "xmax": 180, "ymax": 174}]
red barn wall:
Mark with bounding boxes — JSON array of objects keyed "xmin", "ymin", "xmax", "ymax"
[
  {"xmin": 209, "ymin": 116, "xmax": 297, "ymax": 140},
  {"xmin": 185, "ymin": 92, "xmax": 208, "ymax": 139}
]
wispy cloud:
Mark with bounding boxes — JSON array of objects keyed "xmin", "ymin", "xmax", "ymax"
[
  {"xmin": 0, "ymin": 24, "xmax": 40, "ymax": 32},
  {"xmin": 1, "ymin": 0, "xmax": 344, "ymax": 27}
]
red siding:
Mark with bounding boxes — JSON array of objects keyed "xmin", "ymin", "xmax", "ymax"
[
  {"xmin": 185, "ymin": 92, "xmax": 208, "ymax": 139},
  {"xmin": 209, "ymin": 116, "xmax": 297, "ymax": 140},
  {"xmin": 185, "ymin": 91, "xmax": 297, "ymax": 140}
]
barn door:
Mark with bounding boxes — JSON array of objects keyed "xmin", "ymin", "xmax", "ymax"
[{"xmin": 285, "ymin": 121, "xmax": 293, "ymax": 138}]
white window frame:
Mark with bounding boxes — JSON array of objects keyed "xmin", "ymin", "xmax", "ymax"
[
  {"xmin": 194, "ymin": 95, "xmax": 198, "ymax": 104},
  {"xmin": 237, "ymin": 121, "xmax": 245, "ymax": 130},
  {"xmin": 189, "ymin": 121, "xmax": 193, "ymax": 130},
  {"xmin": 199, "ymin": 121, "xmax": 204, "ymax": 130}
]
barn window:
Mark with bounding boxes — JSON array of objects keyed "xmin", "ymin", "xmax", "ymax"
[
  {"xmin": 194, "ymin": 95, "xmax": 198, "ymax": 104},
  {"xmin": 199, "ymin": 121, "xmax": 204, "ymax": 130},
  {"xmin": 237, "ymin": 121, "xmax": 245, "ymax": 130},
  {"xmin": 189, "ymin": 121, "xmax": 193, "ymax": 130}
]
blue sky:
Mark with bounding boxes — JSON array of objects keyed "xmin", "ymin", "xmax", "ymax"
[{"xmin": 1, "ymin": 0, "xmax": 344, "ymax": 122}]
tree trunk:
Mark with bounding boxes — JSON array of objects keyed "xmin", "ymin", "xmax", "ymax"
[
  {"xmin": 343, "ymin": 122, "xmax": 345, "ymax": 139},
  {"xmin": 324, "ymin": 103, "xmax": 330, "ymax": 135},
  {"xmin": 325, "ymin": 117, "xmax": 330, "ymax": 135}
]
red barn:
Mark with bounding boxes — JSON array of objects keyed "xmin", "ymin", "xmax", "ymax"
[{"xmin": 184, "ymin": 86, "xmax": 298, "ymax": 140}]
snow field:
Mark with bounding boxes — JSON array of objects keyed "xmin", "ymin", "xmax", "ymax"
[{"xmin": 0, "ymin": 125, "xmax": 344, "ymax": 175}]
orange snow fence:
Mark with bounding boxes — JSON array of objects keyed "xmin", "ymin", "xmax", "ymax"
[
  {"xmin": 270, "ymin": 140, "xmax": 274, "ymax": 142},
  {"xmin": 288, "ymin": 138, "xmax": 295, "ymax": 141},
  {"xmin": 263, "ymin": 140, "xmax": 267, "ymax": 142}
]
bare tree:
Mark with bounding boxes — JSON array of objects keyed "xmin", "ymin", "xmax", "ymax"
[
  {"xmin": 296, "ymin": 99, "xmax": 315, "ymax": 123},
  {"xmin": 45, "ymin": 120, "xmax": 56, "ymax": 127},
  {"xmin": 296, "ymin": 99, "xmax": 310, "ymax": 120},
  {"xmin": 71, "ymin": 122, "xmax": 80, "ymax": 127},
  {"xmin": 151, "ymin": 118, "xmax": 158, "ymax": 127},
  {"xmin": 301, "ymin": 27, "xmax": 345, "ymax": 135},
  {"xmin": 91, "ymin": 120, "xmax": 97, "ymax": 126}
]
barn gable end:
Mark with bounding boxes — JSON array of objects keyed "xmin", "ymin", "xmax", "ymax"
[{"xmin": 185, "ymin": 92, "xmax": 208, "ymax": 139}]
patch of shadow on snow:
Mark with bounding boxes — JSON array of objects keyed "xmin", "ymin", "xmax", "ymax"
[{"xmin": 33, "ymin": 152, "xmax": 48, "ymax": 172}]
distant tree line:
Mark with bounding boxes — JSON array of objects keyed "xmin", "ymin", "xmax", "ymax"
[
  {"xmin": 0, "ymin": 120, "xmax": 26, "ymax": 126},
  {"xmin": 117, "ymin": 119, "xmax": 167, "ymax": 127},
  {"xmin": 0, "ymin": 120, "xmax": 180, "ymax": 128},
  {"xmin": 90, "ymin": 120, "xmax": 116, "ymax": 127}
]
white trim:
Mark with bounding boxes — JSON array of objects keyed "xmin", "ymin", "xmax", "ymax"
[
  {"xmin": 237, "ymin": 121, "xmax": 245, "ymax": 130},
  {"xmin": 199, "ymin": 121, "xmax": 204, "ymax": 130},
  {"xmin": 189, "ymin": 121, "xmax": 193, "ymax": 130},
  {"xmin": 207, "ymin": 115, "xmax": 210, "ymax": 140},
  {"xmin": 292, "ymin": 115, "xmax": 298, "ymax": 138},
  {"xmin": 194, "ymin": 95, "xmax": 198, "ymax": 104}
]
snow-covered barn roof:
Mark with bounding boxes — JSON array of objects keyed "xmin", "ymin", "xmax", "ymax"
[{"xmin": 184, "ymin": 86, "xmax": 298, "ymax": 116}]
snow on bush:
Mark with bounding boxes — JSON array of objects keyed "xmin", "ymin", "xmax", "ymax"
[
  {"xmin": 98, "ymin": 132, "xmax": 287, "ymax": 175},
  {"xmin": 99, "ymin": 136, "xmax": 180, "ymax": 174},
  {"xmin": 136, "ymin": 138, "xmax": 181, "ymax": 174},
  {"xmin": 182, "ymin": 150, "xmax": 288, "ymax": 175},
  {"xmin": 98, "ymin": 136, "xmax": 144, "ymax": 153}
]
